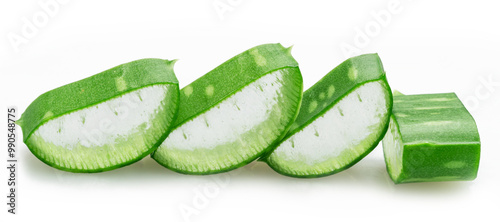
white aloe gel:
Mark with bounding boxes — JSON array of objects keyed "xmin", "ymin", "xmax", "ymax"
[
  {"xmin": 381, "ymin": 117, "xmax": 403, "ymax": 179},
  {"xmin": 28, "ymin": 85, "xmax": 177, "ymax": 170},
  {"xmin": 267, "ymin": 80, "xmax": 390, "ymax": 176},
  {"xmin": 381, "ymin": 92, "xmax": 480, "ymax": 183},
  {"xmin": 156, "ymin": 70, "xmax": 294, "ymax": 172}
]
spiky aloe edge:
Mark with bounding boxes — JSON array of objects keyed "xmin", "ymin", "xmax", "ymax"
[{"xmin": 17, "ymin": 59, "xmax": 179, "ymax": 173}]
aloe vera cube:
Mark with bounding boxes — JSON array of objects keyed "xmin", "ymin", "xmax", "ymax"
[
  {"xmin": 382, "ymin": 92, "xmax": 480, "ymax": 183},
  {"xmin": 264, "ymin": 54, "xmax": 392, "ymax": 178},
  {"xmin": 152, "ymin": 44, "xmax": 303, "ymax": 174},
  {"xmin": 17, "ymin": 59, "xmax": 180, "ymax": 173}
]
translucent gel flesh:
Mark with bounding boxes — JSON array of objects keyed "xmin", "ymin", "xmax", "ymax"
[
  {"xmin": 154, "ymin": 69, "xmax": 301, "ymax": 173},
  {"xmin": 268, "ymin": 80, "xmax": 390, "ymax": 176},
  {"xmin": 27, "ymin": 84, "xmax": 177, "ymax": 171}
]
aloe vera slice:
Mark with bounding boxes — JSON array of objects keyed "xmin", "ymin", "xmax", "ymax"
[
  {"xmin": 152, "ymin": 44, "xmax": 303, "ymax": 174},
  {"xmin": 382, "ymin": 92, "xmax": 480, "ymax": 183},
  {"xmin": 17, "ymin": 59, "xmax": 179, "ymax": 173},
  {"xmin": 264, "ymin": 54, "xmax": 392, "ymax": 178}
]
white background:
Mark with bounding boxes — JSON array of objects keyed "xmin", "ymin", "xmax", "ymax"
[{"xmin": 1, "ymin": 0, "xmax": 499, "ymax": 221}]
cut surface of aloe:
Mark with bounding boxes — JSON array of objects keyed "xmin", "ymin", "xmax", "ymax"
[
  {"xmin": 264, "ymin": 54, "xmax": 392, "ymax": 178},
  {"xmin": 152, "ymin": 44, "xmax": 303, "ymax": 174},
  {"xmin": 17, "ymin": 59, "xmax": 179, "ymax": 173},
  {"xmin": 382, "ymin": 92, "xmax": 480, "ymax": 184}
]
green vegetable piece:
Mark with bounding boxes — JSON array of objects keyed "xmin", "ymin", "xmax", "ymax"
[
  {"xmin": 382, "ymin": 92, "xmax": 480, "ymax": 183},
  {"xmin": 17, "ymin": 59, "xmax": 180, "ymax": 173},
  {"xmin": 152, "ymin": 43, "xmax": 303, "ymax": 174},
  {"xmin": 264, "ymin": 54, "xmax": 392, "ymax": 178}
]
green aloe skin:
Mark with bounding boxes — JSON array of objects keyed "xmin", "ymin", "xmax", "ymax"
[
  {"xmin": 382, "ymin": 92, "xmax": 481, "ymax": 183},
  {"xmin": 264, "ymin": 54, "xmax": 393, "ymax": 178},
  {"xmin": 17, "ymin": 59, "xmax": 180, "ymax": 173},
  {"xmin": 16, "ymin": 44, "xmax": 481, "ymax": 182},
  {"xmin": 152, "ymin": 43, "xmax": 303, "ymax": 175}
]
